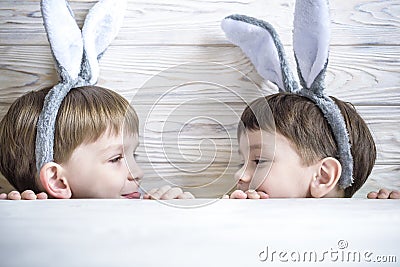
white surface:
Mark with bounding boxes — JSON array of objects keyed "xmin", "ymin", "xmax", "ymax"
[
  {"xmin": 0, "ymin": 199, "xmax": 399, "ymax": 267},
  {"xmin": 1, "ymin": 0, "xmax": 400, "ymax": 197}
]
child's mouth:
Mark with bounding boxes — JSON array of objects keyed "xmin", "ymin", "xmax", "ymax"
[{"xmin": 121, "ymin": 192, "xmax": 141, "ymax": 199}]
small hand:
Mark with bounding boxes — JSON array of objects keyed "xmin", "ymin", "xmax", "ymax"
[
  {"xmin": 143, "ymin": 185, "xmax": 194, "ymax": 200},
  {"xmin": 0, "ymin": 190, "xmax": 48, "ymax": 200},
  {"xmin": 225, "ymin": 189, "xmax": 270, "ymax": 199},
  {"xmin": 367, "ymin": 189, "xmax": 400, "ymax": 199}
]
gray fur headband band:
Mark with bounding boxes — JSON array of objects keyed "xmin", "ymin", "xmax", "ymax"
[
  {"xmin": 221, "ymin": 0, "xmax": 354, "ymax": 188},
  {"xmin": 35, "ymin": 0, "xmax": 127, "ymax": 172}
]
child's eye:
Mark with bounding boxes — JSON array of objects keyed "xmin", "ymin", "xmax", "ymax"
[
  {"xmin": 253, "ymin": 159, "xmax": 269, "ymax": 165},
  {"xmin": 133, "ymin": 153, "xmax": 139, "ymax": 160},
  {"xmin": 110, "ymin": 155, "xmax": 123, "ymax": 163}
]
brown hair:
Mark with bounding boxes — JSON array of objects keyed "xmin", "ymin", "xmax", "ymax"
[
  {"xmin": 238, "ymin": 93, "xmax": 376, "ymax": 197},
  {"xmin": 0, "ymin": 86, "xmax": 139, "ymax": 193}
]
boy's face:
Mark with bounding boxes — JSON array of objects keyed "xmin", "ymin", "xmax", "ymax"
[
  {"xmin": 235, "ymin": 130, "xmax": 314, "ymax": 198},
  {"xmin": 61, "ymin": 131, "xmax": 143, "ymax": 198}
]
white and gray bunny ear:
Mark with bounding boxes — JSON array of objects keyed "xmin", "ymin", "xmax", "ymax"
[
  {"xmin": 293, "ymin": 0, "xmax": 353, "ymax": 188},
  {"xmin": 41, "ymin": 0, "xmax": 126, "ymax": 85},
  {"xmin": 36, "ymin": 0, "xmax": 126, "ymax": 172},
  {"xmin": 82, "ymin": 0, "xmax": 127, "ymax": 84},
  {"xmin": 293, "ymin": 0, "xmax": 330, "ymax": 93},
  {"xmin": 221, "ymin": 14, "xmax": 299, "ymax": 93},
  {"xmin": 41, "ymin": 0, "xmax": 83, "ymax": 81}
]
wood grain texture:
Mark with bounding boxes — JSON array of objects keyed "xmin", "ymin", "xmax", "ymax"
[
  {"xmin": 0, "ymin": 45, "xmax": 398, "ymax": 105},
  {"xmin": 0, "ymin": 0, "xmax": 399, "ymax": 45},
  {"xmin": 0, "ymin": 0, "xmax": 399, "ymax": 196}
]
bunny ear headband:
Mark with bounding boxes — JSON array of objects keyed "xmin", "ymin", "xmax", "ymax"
[
  {"xmin": 221, "ymin": 0, "xmax": 353, "ymax": 188},
  {"xmin": 35, "ymin": 0, "xmax": 127, "ymax": 172}
]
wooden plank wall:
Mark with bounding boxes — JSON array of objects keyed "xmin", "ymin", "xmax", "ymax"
[{"xmin": 0, "ymin": 0, "xmax": 399, "ymax": 198}]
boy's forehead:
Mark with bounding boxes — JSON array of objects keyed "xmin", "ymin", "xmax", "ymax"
[
  {"xmin": 240, "ymin": 130, "xmax": 274, "ymax": 142},
  {"xmin": 239, "ymin": 130, "xmax": 275, "ymax": 151},
  {"xmin": 95, "ymin": 131, "xmax": 139, "ymax": 149}
]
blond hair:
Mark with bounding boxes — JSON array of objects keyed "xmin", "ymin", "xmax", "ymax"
[
  {"xmin": 238, "ymin": 93, "xmax": 376, "ymax": 197},
  {"xmin": 0, "ymin": 86, "xmax": 138, "ymax": 192}
]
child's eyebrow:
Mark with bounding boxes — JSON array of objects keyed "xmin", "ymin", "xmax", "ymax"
[
  {"xmin": 237, "ymin": 144, "xmax": 262, "ymax": 155},
  {"xmin": 99, "ymin": 144, "xmax": 123, "ymax": 153},
  {"xmin": 250, "ymin": 144, "xmax": 262, "ymax": 150},
  {"xmin": 250, "ymin": 144, "xmax": 275, "ymax": 157}
]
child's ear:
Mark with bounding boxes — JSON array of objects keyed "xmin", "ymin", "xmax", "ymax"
[
  {"xmin": 310, "ymin": 157, "xmax": 342, "ymax": 198},
  {"xmin": 39, "ymin": 162, "xmax": 72, "ymax": 199}
]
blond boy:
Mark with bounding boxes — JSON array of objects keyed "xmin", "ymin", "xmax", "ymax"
[{"xmin": 0, "ymin": 86, "xmax": 192, "ymax": 200}]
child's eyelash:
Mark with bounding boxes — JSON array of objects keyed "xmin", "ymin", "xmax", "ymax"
[
  {"xmin": 133, "ymin": 153, "xmax": 138, "ymax": 160},
  {"xmin": 237, "ymin": 159, "xmax": 270, "ymax": 168},
  {"xmin": 110, "ymin": 155, "xmax": 123, "ymax": 163},
  {"xmin": 253, "ymin": 159, "xmax": 269, "ymax": 165}
]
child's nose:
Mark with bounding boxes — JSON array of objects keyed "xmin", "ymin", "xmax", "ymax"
[
  {"xmin": 235, "ymin": 165, "xmax": 252, "ymax": 184},
  {"xmin": 131, "ymin": 164, "xmax": 144, "ymax": 180},
  {"xmin": 127, "ymin": 162, "xmax": 144, "ymax": 182},
  {"xmin": 135, "ymin": 166, "xmax": 144, "ymax": 181},
  {"xmin": 125, "ymin": 155, "xmax": 144, "ymax": 181}
]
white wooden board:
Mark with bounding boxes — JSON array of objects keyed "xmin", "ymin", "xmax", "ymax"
[{"xmin": 0, "ymin": 199, "xmax": 399, "ymax": 267}]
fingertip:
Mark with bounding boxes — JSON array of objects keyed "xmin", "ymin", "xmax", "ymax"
[
  {"xmin": 160, "ymin": 188, "xmax": 182, "ymax": 200},
  {"xmin": 21, "ymin": 190, "xmax": 37, "ymax": 200},
  {"xmin": 389, "ymin": 190, "xmax": 400, "ymax": 199},
  {"xmin": 0, "ymin": 193, "xmax": 7, "ymax": 200},
  {"xmin": 177, "ymin": 192, "xmax": 194, "ymax": 199},
  {"xmin": 258, "ymin": 191, "xmax": 270, "ymax": 199},
  {"xmin": 150, "ymin": 185, "xmax": 173, "ymax": 200},
  {"xmin": 230, "ymin": 190, "xmax": 247, "ymax": 199},
  {"xmin": 377, "ymin": 191, "xmax": 389, "ymax": 199},
  {"xmin": 247, "ymin": 190, "xmax": 260, "ymax": 199},
  {"xmin": 378, "ymin": 188, "xmax": 390, "ymax": 195},
  {"xmin": 8, "ymin": 191, "xmax": 21, "ymax": 200},
  {"xmin": 37, "ymin": 192, "xmax": 48, "ymax": 199},
  {"xmin": 367, "ymin": 192, "xmax": 378, "ymax": 199},
  {"xmin": 160, "ymin": 194, "xmax": 171, "ymax": 200}
]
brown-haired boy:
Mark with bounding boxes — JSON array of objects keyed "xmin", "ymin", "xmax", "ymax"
[{"xmin": 229, "ymin": 93, "xmax": 377, "ymax": 199}]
